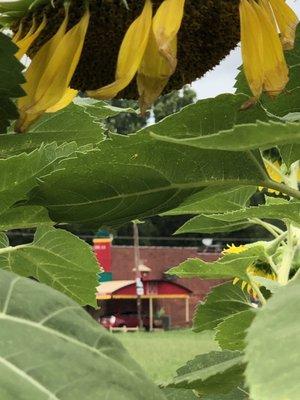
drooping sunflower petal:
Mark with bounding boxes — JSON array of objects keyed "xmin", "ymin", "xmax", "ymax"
[
  {"xmin": 269, "ymin": 0, "xmax": 299, "ymax": 50},
  {"xmin": 152, "ymin": 0, "xmax": 185, "ymax": 67},
  {"xmin": 239, "ymin": 0, "xmax": 264, "ymax": 98},
  {"xmin": 46, "ymin": 88, "xmax": 78, "ymax": 113},
  {"xmin": 14, "ymin": 15, "xmax": 46, "ymax": 59},
  {"xmin": 16, "ymin": 7, "xmax": 89, "ymax": 132},
  {"xmin": 137, "ymin": 0, "xmax": 185, "ymax": 114},
  {"xmin": 18, "ymin": 6, "xmax": 69, "ymax": 114},
  {"xmin": 258, "ymin": 0, "xmax": 277, "ymax": 30},
  {"xmin": 28, "ymin": 8, "xmax": 89, "ymax": 113},
  {"xmin": 87, "ymin": 0, "xmax": 152, "ymax": 100},
  {"xmin": 252, "ymin": 0, "xmax": 289, "ymax": 96}
]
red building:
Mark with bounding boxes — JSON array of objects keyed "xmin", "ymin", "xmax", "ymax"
[{"xmin": 94, "ymin": 238, "xmax": 222, "ymax": 328}]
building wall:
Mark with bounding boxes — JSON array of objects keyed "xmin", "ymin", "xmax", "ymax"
[{"xmin": 110, "ymin": 246, "xmax": 223, "ymax": 327}]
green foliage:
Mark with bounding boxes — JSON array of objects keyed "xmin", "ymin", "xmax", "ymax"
[
  {"xmin": 163, "ymin": 350, "xmax": 245, "ymax": 395},
  {"xmin": 0, "ymin": 269, "xmax": 165, "ymax": 400},
  {"xmin": 215, "ymin": 310, "xmax": 255, "ymax": 351},
  {"xmin": 193, "ymin": 283, "xmax": 253, "ymax": 333},
  {"xmin": 0, "ymin": 33, "xmax": 24, "ymax": 133},
  {"xmin": 245, "ymin": 273, "xmax": 300, "ymax": 400},
  {"xmin": 0, "ymin": 226, "xmax": 99, "ymax": 306},
  {"xmin": 177, "ymin": 200, "xmax": 300, "ymax": 234},
  {"xmin": 162, "ymin": 186, "xmax": 256, "ymax": 216},
  {"xmin": 168, "ymin": 243, "xmax": 267, "ymax": 282}
]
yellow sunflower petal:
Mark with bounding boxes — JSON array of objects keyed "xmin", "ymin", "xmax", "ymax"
[
  {"xmin": 137, "ymin": 0, "xmax": 185, "ymax": 113},
  {"xmin": 16, "ymin": 7, "xmax": 89, "ymax": 132},
  {"xmin": 258, "ymin": 0, "xmax": 277, "ymax": 30},
  {"xmin": 233, "ymin": 277, "xmax": 240, "ymax": 285},
  {"xmin": 269, "ymin": 0, "xmax": 299, "ymax": 50},
  {"xmin": 18, "ymin": 6, "xmax": 69, "ymax": 113},
  {"xmin": 252, "ymin": 0, "xmax": 288, "ymax": 96},
  {"xmin": 46, "ymin": 88, "xmax": 78, "ymax": 113},
  {"xmin": 14, "ymin": 15, "xmax": 46, "ymax": 60},
  {"xmin": 28, "ymin": 9, "xmax": 89, "ymax": 113},
  {"xmin": 239, "ymin": 0, "xmax": 264, "ymax": 98},
  {"xmin": 87, "ymin": 0, "xmax": 152, "ymax": 100},
  {"xmin": 12, "ymin": 21, "xmax": 24, "ymax": 43}
]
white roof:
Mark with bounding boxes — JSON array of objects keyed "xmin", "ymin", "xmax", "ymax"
[{"xmin": 96, "ymin": 280, "xmax": 135, "ymax": 295}]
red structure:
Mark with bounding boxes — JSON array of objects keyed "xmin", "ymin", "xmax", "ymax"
[
  {"xmin": 97, "ymin": 279, "xmax": 192, "ymax": 330},
  {"xmin": 93, "ymin": 245, "xmax": 222, "ymax": 328}
]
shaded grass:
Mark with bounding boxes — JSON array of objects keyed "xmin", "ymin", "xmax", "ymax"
[{"xmin": 116, "ymin": 329, "xmax": 218, "ymax": 383}]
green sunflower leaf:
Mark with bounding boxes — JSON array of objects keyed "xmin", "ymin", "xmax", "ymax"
[
  {"xmin": 0, "ymin": 226, "xmax": 99, "ymax": 306},
  {"xmin": 163, "ymin": 350, "xmax": 245, "ymax": 395},
  {"xmin": 193, "ymin": 282, "xmax": 254, "ymax": 333},
  {"xmin": 0, "ymin": 205, "xmax": 51, "ymax": 231},
  {"xmin": 175, "ymin": 216, "xmax": 250, "ymax": 234},
  {"xmin": 151, "ymin": 120, "xmax": 300, "ymax": 152},
  {"xmin": 215, "ymin": 310, "xmax": 256, "ymax": 351},
  {"xmin": 0, "ymin": 32, "xmax": 25, "ymax": 133},
  {"xmin": 162, "ymin": 186, "xmax": 256, "ymax": 216},
  {"xmin": 167, "ymin": 244, "xmax": 267, "ymax": 283},
  {"xmin": 179, "ymin": 201, "xmax": 300, "ymax": 233},
  {"xmin": 0, "ymin": 143, "xmax": 75, "ymax": 215},
  {"xmin": 0, "ymin": 269, "xmax": 166, "ymax": 400},
  {"xmin": 145, "ymin": 93, "xmax": 269, "ymax": 139},
  {"xmin": 245, "ymin": 274, "xmax": 300, "ymax": 400},
  {"xmin": 27, "ymin": 131, "xmax": 268, "ymax": 227}
]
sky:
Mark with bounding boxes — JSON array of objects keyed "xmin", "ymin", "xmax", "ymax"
[{"xmin": 191, "ymin": 0, "xmax": 300, "ymax": 99}]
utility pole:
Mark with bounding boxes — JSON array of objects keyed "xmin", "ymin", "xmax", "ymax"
[{"xmin": 133, "ymin": 221, "xmax": 144, "ymax": 330}]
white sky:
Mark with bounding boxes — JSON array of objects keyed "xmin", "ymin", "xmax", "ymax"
[{"xmin": 191, "ymin": 0, "xmax": 300, "ymax": 99}]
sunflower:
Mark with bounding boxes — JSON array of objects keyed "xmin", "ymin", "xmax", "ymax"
[
  {"xmin": 223, "ymin": 244, "xmax": 276, "ymax": 298},
  {"xmin": 239, "ymin": 0, "xmax": 298, "ymax": 100},
  {"xmin": 0, "ymin": 0, "xmax": 298, "ymax": 132}
]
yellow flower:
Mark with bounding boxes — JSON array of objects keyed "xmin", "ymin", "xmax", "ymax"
[
  {"xmin": 9, "ymin": 0, "xmax": 298, "ymax": 131},
  {"xmin": 14, "ymin": 0, "xmax": 186, "ymax": 132},
  {"xmin": 239, "ymin": 0, "xmax": 298, "ymax": 99},
  {"xmin": 87, "ymin": 0, "xmax": 185, "ymax": 113},
  {"xmin": 223, "ymin": 244, "xmax": 276, "ymax": 298}
]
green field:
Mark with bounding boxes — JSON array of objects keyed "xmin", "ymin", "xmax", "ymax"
[{"xmin": 117, "ymin": 329, "xmax": 219, "ymax": 383}]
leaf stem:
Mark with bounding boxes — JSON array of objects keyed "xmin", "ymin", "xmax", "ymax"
[
  {"xmin": 277, "ymin": 222, "xmax": 294, "ymax": 285},
  {"xmin": 263, "ymin": 180, "xmax": 300, "ymax": 200},
  {"xmin": 249, "ymin": 218, "xmax": 282, "ymax": 237},
  {"xmin": 249, "ymin": 276, "xmax": 267, "ymax": 306}
]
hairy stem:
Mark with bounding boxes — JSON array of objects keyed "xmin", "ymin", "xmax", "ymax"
[{"xmin": 263, "ymin": 180, "xmax": 300, "ymax": 200}]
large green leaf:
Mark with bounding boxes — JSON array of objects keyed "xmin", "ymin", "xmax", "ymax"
[
  {"xmin": 163, "ymin": 350, "xmax": 245, "ymax": 395},
  {"xmin": 0, "ymin": 226, "xmax": 99, "ymax": 306},
  {"xmin": 151, "ymin": 120, "xmax": 300, "ymax": 152},
  {"xmin": 215, "ymin": 310, "xmax": 255, "ymax": 351},
  {"xmin": 245, "ymin": 274, "xmax": 300, "ymax": 400},
  {"xmin": 0, "ymin": 32, "xmax": 25, "ymax": 133},
  {"xmin": 145, "ymin": 93, "xmax": 268, "ymax": 140},
  {"xmin": 162, "ymin": 186, "xmax": 256, "ymax": 216},
  {"xmin": 0, "ymin": 270, "xmax": 165, "ymax": 400},
  {"xmin": 193, "ymin": 283, "xmax": 253, "ymax": 333},
  {"xmin": 0, "ymin": 104, "xmax": 103, "ymax": 158},
  {"xmin": 176, "ymin": 216, "xmax": 250, "ymax": 234},
  {"xmin": 28, "ymin": 132, "xmax": 268, "ymax": 227},
  {"xmin": 168, "ymin": 244, "xmax": 267, "ymax": 283},
  {"xmin": 0, "ymin": 205, "xmax": 51, "ymax": 230},
  {"xmin": 0, "ymin": 143, "xmax": 76, "ymax": 215},
  {"xmin": 178, "ymin": 201, "xmax": 300, "ymax": 233}
]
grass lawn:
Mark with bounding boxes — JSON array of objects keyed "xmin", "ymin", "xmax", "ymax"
[{"xmin": 116, "ymin": 329, "xmax": 218, "ymax": 383}]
